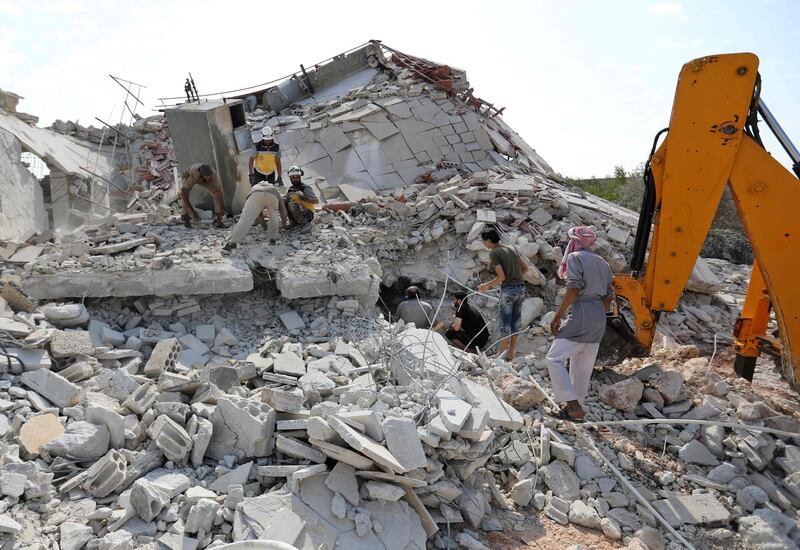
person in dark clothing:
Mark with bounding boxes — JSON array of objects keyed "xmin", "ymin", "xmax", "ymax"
[{"xmin": 440, "ymin": 291, "xmax": 489, "ymax": 352}]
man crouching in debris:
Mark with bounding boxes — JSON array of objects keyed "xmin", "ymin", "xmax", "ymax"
[
  {"xmin": 284, "ymin": 166, "xmax": 318, "ymax": 230},
  {"xmin": 546, "ymin": 226, "xmax": 614, "ymax": 422},
  {"xmin": 223, "ymin": 182, "xmax": 289, "ymax": 250},
  {"xmin": 478, "ymin": 227, "xmax": 528, "ymax": 361},
  {"xmin": 395, "ymin": 286, "xmax": 434, "ymax": 328},
  {"xmin": 179, "ymin": 163, "xmax": 225, "ymax": 229},
  {"xmin": 434, "ymin": 291, "xmax": 489, "ymax": 352}
]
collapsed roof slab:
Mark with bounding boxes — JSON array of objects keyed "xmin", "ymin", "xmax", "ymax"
[{"xmin": 21, "ymin": 258, "xmax": 253, "ymax": 300}]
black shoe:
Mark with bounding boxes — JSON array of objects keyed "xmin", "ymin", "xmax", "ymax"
[
  {"xmin": 268, "ymin": 239, "xmax": 277, "ymax": 245},
  {"xmin": 213, "ymin": 218, "xmax": 225, "ymax": 229},
  {"xmin": 181, "ymin": 215, "xmax": 192, "ymax": 228}
]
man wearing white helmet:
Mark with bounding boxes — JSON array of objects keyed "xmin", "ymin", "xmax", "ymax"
[
  {"xmin": 284, "ymin": 166, "xmax": 318, "ymax": 229},
  {"xmin": 249, "ymin": 126, "xmax": 282, "ymax": 185}
]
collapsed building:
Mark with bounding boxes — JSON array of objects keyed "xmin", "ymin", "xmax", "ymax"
[{"xmin": 1, "ymin": 42, "xmax": 799, "ymax": 550}]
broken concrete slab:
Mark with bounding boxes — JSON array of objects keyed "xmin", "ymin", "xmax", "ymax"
[
  {"xmin": 20, "ymin": 369, "xmax": 82, "ymax": 408},
  {"xmin": 328, "ymin": 415, "xmax": 407, "ymax": 473},
  {"xmin": 652, "ymin": 493, "xmax": 731, "ymax": 527},
  {"xmin": 382, "ymin": 416, "xmax": 428, "ymax": 471}
]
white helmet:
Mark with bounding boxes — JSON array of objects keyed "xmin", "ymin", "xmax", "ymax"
[
  {"xmin": 287, "ymin": 166, "xmax": 303, "ymax": 177},
  {"xmin": 260, "ymin": 126, "xmax": 274, "ymax": 140}
]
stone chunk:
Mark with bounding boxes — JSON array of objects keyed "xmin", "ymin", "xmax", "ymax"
[
  {"xmin": 50, "ymin": 330, "xmax": 94, "ymax": 358},
  {"xmin": 325, "ymin": 462, "xmax": 360, "ymax": 506},
  {"xmin": 43, "ymin": 421, "xmax": 110, "ymax": 460},
  {"xmin": 21, "ymin": 369, "xmax": 82, "ymax": 408},
  {"xmin": 273, "ymin": 351, "xmax": 306, "ymax": 377},
  {"xmin": 60, "ymin": 521, "xmax": 94, "ymax": 550},
  {"xmin": 600, "ymin": 377, "xmax": 643, "ymax": 411},
  {"xmin": 511, "ymin": 479, "xmax": 534, "ymax": 506},
  {"xmin": 463, "ymin": 379, "xmax": 523, "ymax": 430},
  {"xmin": 498, "ymin": 374, "xmax": 546, "ymax": 409},
  {"xmin": 382, "ymin": 416, "xmax": 427, "ymax": 471},
  {"xmin": 328, "ymin": 416, "xmax": 407, "ymax": 473},
  {"xmin": 209, "ymin": 461, "xmax": 252, "ymax": 493},
  {"xmin": 437, "ymin": 391, "xmax": 472, "ymax": 431},
  {"xmin": 275, "ymin": 435, "xmax": 327, "ymax": 463},
  {"xmin": 262, "ymin": 386, "xmax": 305, "ymax": 412},
  {"xmin": 569, "ymin": 500, "xmax": 601, "ymax": 529},
  {"xmin": 0, "ymin": 514, "xmax": 22, "ymax": 534},
  {"xmin": 678, "ymin": 440, "xmax": 719, "ymax": 466},
  {"xmin": 279, "ymin": 310, "xmax": 306, "ymax": 331},
  {"xmin": 652, "ymin": 493, "xmax": 731, "ymax": 527},
  {"xmin": 540, "ymin": 460, "xmax": 581, "ymax": 501},
  {"xmin": 86, "ymin": 406, "xmax": 125, "ymax": 449},
  {"xmin": 0, "ymin": 472, "xmax": 25, "ymax": 497},
  {"xmin": 157, "ymin": 534, "xmax": 199, "ymax": 550},
  {"xmin": 651, "ymin": 370, "xmax": 686, "ymax": 404},
  {"xmin": 365, "ymin": 481, "xmax": 404, "ymax": 501},
  {"xmin": 19, "ymin": 413, "xmax": 64, "ymax": 456},
  {"xmin": 184, "ymin": 498, "xmax": 219, "ymax": 534},
  {"xmin": 130, "ymin": 478, "xmax": 169, "ymax": 522}
]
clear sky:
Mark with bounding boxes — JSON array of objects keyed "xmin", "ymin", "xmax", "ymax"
[{"xmin": 1, "ymin": 0, "xmax": 797, "ymax": 178}]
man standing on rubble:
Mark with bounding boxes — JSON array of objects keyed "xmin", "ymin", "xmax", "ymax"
[
  {"xmin": 249, "ymin": 126, "xmax": 282, "ymax": 186},
  {"xmin": 180, "ymin": 163, "xmax": 225, "ymax": 229},
  {"xmin": 436, "ymin": 291, "xmax": 489, "ymax": 352},
  {"xmin": 223, "ymin": 182, "xmax": 289, "ymax": 250},
  {"xmin": 546, "ymin": 226, "xmax": 614, "ymax": 422},
  {"xmin": 395, "ymin": 286, "xmax": 434, "ymax": 328},
  {"xmin": 284, "ymin": 166, "xmax": 318, "ymax": 230},
  {"xmin": 478, "ymin": 227, "xmax": 528, "ymax": 361}
]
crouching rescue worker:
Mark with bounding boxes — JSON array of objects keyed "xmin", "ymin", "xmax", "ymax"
[
  {"xmin": 284, "ymin": 166, "xmax": 318, "ymax": 229},
  {"xmin": 249, "ymin": 126, "xmax": 282, "ymax": 186},
  {"xmin": 223, "ymin": 182, "xmax": 288, "ymax": 251},
  {"xmin": 546, "ymin": 226, "xmax": 614, "ymax": 422},
  {"xmin": 395, "ymin": 286, "xmax": 433, "ymax": 328},
  {"xmin": 437, "ymin": 291, "xmax": 489, "ymax": 352},
  {"xmin": 180, "ymin": 163, "xmax": 225, "ymax": 229}
]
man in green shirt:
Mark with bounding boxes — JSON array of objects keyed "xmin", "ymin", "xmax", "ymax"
[{"xmin": 478, "ymin": 227, "xmax": 528, "ymax": 361}]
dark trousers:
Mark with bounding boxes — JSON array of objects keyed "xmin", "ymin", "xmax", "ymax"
[
  {"xmin": 446, "ymin": 328, "xmax": 489, "ymax": 351},
  {"xmin": 253, "ymin": 171, "xmax": 276, "ymax": 185}
]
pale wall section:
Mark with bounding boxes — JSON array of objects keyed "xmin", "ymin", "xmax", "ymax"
[{"xmin": 0, "ymin": 128, "xmax": 48, "ymax": 240}]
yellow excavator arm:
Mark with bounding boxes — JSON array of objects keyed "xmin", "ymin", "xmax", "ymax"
[{"xmin": 608, "ymin": 53, "xmax": 800, "ymax": 388}]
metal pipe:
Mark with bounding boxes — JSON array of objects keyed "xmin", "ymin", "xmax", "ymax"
[{"xmin": 757, "ymin": 99, "xmax": 800, "ymax": 178}]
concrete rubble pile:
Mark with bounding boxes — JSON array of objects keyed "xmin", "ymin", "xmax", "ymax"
[
  {"xmin": 2, "ymin": 281, "xmax": 798, "ymax": 550},
  {"xmin": 2, "ymin": 45, "xmax": 796, "ymax": 550}
]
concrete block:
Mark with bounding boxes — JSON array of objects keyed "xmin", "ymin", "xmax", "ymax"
[
  {"xmin": 144, "ymin": 338, "xmax": 181, "ymax": 377},
  {"xmin": 209, "ymin": 461, "xmax": 252, "ymax": 493},
  {"xmin": 207, "ymin": 397, "xmax": 276, "ymax": 460},
  {"xmin": 151, "ymin": 416, "xmax": 192, "ymax": 462},
  {"xmin": 123, "ymin": 384, "xmax": 157, "ymax": 415},
  {"xmin": 50, "ymin": 330, "xmax": 94, "ymax": 358},
  {"xmin": 179, "ymin": 334, "xmax": 209, "ymax": 355},
  {"xmin": 187, "ymin": 416, "xmax": 213, "ymax": 467},
  {"xmin": 21, "ymin": 369, "xmax": 82, "ymax": 408},
  {"xmin": 83, "ymin": 449, "xmax": 127, "ymax": 498},
  {"xmin": 2, "ymin": 348, "xmax": 51, "ymax": 370},
  {"xmin": 195, "ymin": 324, "xmax": 215, "ymax": 344},
  {"xmin": 462, "ymin": 379, "xmax": 523, "ymax": 430},
  {"xmin": 59, "ymin": 361, "xmax": 95, "ymax": 382},
  {"xmin": 262, "ymin": 387, "xmax": 305, "ymax": 412}
]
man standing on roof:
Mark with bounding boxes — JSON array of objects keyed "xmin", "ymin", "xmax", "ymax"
[
  {"xmin": 180, "ymin": 163, "xmax": 225, "ymax": 229},
  {"xmin": 478, "ymin": 227, "xmax": 528, "ymax": 361},
  {"xmin": 249, "ymin": 126, "xmax": 282, "ymax": 186},
  {"xmin": 223, "ymin": 182, "xmax": 288, "ymax": 251},
  {"xmin": 284, "ymin": 166, "xmax": 318, "ymax": 230},
  {"xmin": 546, "ymin": 226, "xmax": 614, "ymax": 422}
]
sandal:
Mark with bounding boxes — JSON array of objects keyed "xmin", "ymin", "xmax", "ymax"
[{"xmin": 549, "ymin": 407, "xmax": 586, "ymax": 423}]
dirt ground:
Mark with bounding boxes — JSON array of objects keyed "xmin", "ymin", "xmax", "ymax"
[{"xmin": 486, "ymin": 515, "xmax": 624, "ymax": 549}]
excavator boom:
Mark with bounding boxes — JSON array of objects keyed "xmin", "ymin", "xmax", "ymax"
[{"xmin": 604, "ymin": 53, "xmax": 800, "ymax": 388}]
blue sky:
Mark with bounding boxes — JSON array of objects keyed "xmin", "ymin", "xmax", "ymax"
[{"xmin": 1, "ymin": 0, "xmax": 797, "ymax": 178}]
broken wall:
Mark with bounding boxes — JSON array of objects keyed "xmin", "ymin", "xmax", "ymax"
[{"xmin": 0, "ymin": 128, "xmax": 48, "ymax": 240}]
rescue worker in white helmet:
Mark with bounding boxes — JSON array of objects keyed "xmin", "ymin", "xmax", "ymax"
[
  {"xmin": 248, "ymin": 126, "xmax": 282, "ymax": 186},
  {"xmin": 284, "ymin": 166, "xmax": 318, "ymax": 230}
]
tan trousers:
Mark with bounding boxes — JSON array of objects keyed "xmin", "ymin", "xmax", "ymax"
[{"xmin": 229, "ymin": 186, "xmax": 281, "ymax": 244}]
